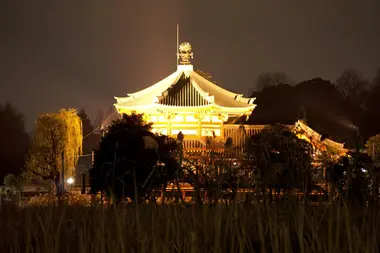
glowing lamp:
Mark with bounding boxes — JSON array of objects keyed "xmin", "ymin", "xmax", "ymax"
[{"xmin": 67, "ymin": 177, "xmax": 74, "ymax": 185}]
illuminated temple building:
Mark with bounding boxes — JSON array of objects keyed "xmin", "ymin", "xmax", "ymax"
[{"xmin": 114, "ymin": 42, "xmax": 347, "ymax": 156}]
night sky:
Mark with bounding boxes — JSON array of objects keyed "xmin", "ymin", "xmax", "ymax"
[{"xmin": 1, "ymin": 0, "xmax": 379, "ymax": 131}]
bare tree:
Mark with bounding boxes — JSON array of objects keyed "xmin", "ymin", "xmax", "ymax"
[
  {"xmin": 93, "ymin": 109, "xmax": 104, "ymax": 129},
  {"xmin": 335, "ymin": 69, "xmax": 368, "ymax": 105},
  {"xmin": 255, "ymin": 72, "xmax": 294, "ymax": 91},
  {"xmin": 371, "ymin": 68, "xmax": 380, "ymax": 88}
]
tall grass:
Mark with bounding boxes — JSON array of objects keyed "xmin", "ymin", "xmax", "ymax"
[{"xmin": 1, "ymin": 199, "xmax": 380, "ymax": 252}]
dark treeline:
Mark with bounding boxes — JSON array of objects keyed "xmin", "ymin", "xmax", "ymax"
[
  {"xmin": 248, "ymin": 69, "xmax": 380, "ymax": 148},
  {"xmin": 77, "ymin": 109, "xmax": 101, "ymax": 155},
  {"xmin": 0, "ymin": 103, "xmax": 30, "ymax": 184}
]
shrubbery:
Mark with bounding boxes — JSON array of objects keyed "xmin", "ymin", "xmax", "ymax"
[{"xmin": 28, "ymin": 192, "xmax": 94, "ymax": 207}]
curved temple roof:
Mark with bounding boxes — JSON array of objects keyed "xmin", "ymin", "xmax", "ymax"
[
  {"xmin": 294, "ymin": 120, "xmax": 347, "ymax": 154},
  {"xmin": 114, "ymin": 64, "xmax": 256, "ymax": 116}
]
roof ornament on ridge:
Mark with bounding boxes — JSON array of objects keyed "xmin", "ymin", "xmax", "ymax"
[{"xmin": 177, "ymin": 42, "xmax": 193, "ymax": 65}]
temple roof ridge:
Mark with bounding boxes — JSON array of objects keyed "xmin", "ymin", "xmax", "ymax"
[
  {"xmin": 189, "ymin": 76, "xmax": 214, "ymax": 104},
  {"xmin": 190, "ymin": 71, "xmax": 255, "ymax": 105},
  {"xmin": 115, "ymin": 65, "xmax": 256, "ymax": 112},
  {"xmin": 114, "ymin": 71, "xmax": 181, "ymax": 104},
  {"xmin": 295, "ymin": 120, "xmax": 346, "ymax": 149},
  {"xmin": 114, "ymin": 41, "xmax": 256, "ymax": 115}
]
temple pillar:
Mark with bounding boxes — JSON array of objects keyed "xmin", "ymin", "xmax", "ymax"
[
  {"xmin": 168, "ymin": 120, "xmax": 172, "ymax": 136},
  {"xmin": 196, "ymin": 114, "xmax": 202, "ymax": 137},
  {"xmin": 220, "ymin": 122, "xmax": 224, "ymax": 139},
  {"xmin": 166, "ymin": 113, "xmax": 172, "ymax": 136},
  {"xmin": 219, "ymin": 114, "xmax": 228, "ymax": 139}
]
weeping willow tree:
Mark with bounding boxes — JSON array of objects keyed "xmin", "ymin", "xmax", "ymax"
[{"xmin": 27, "ymin": 108, "xmax": 82, "ymax": 194}]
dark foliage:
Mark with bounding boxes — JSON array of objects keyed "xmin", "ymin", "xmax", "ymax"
[
  {"xmin": 335, "ymin": 69, "xmax": 369, "ymax": 107},
  {"xmin": 326, "ymin": 156, "xmax": 347, "ymax": 195},
  {"xmin": 0, "ymin": 102, "xmax": 30, "ymax": 184},
  {"xmin": 77, "ymin": 109, "xmax": 100, "ymax": 154},
  {"xmin": 254, "ymin": 71, "xmax": 294, "ymax": 91},
  {"xmin": 364, "ymin": 83, "xmax": 380, "ymax": 138},
  {"xmin": 245, "ymin": 124, "xmax": 314, "ymax": 194},
  {"xmin": 296, "ymin": 78, "xmax": 364, "ymax": 147},
  {"xmin": 249, "ymin": 84, "xmax": 298, "ymax": 125},
  {"xmin": 248, "ymin": 78, "xmax": 365, "ymax": 148},
  {"xmin": 327, "ymin": 151, "xmax": 380, "ymax": 204},
  {"xmin": 89, "ymin": 113, "xmax": 178, "ymax": 202},
  {"xmin": 179, "ymin": 155, "xmax": 240, "ymax": 204}
]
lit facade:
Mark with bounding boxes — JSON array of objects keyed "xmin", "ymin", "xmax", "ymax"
[
  {"xmin": 114, "ymin": 42, "xmax": 256, "ymax": 153},
  {"xmin": 114, "ymin": 42, "xmax": 347, "ymax": 156}
]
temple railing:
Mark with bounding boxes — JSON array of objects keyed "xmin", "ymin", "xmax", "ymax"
[
  {"xmin": 183, "ymin": 139, "xmax": 204, "ymax": 150},
  {"xmin": 222, "ymin": 124, "xmax": 266, "ymax": 151},
  {"xmin": 180, "ymin": 125, "xmax": 267, "ymax": 156}
]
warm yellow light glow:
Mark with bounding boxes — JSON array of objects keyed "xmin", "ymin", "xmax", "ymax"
[
  {"xmin": 202, "ymin": 116, "xmax": 211, "ymax": 122},
  {"xmin": 171, "ymin": 124, "xmax": 198, "ymax": 128},
  {"xmin": 115, "ymin": 103, "xmax": 255, "ymax": 116},
  {"xmin": 152, "ymin": 128, "xmax": 168, "ymax": 135},
  {"xmin": 202, "ymin": 124, "xmax": 221, "ymax": 128},
  {"xmin": 202, "ymin": 129, "xmax": 221, "ymax": 136},
  {"xmin": 67, "ymin": 177, "xmax": 74, "ymax": 185},
  {"xmin": 150, "ymin": 115, "xmax": 158, "ymax": 122},
  {"xmin": 172, "ymin": 115, "xmax": 184, "ymax": 122},
  {"xmin": 211, "ymin": 116, "xmax": 221, "ymax": 122},
  {"xmin": 185, "ymin": 115, "xmax": 197, "ymax": 122},
  {"xmin": 172, "ymin": 129, "xmax": 197, "ymax": 136},
  {"xmin": 112, "ymin": 42, "xmax": 260, "ymax": 152}
]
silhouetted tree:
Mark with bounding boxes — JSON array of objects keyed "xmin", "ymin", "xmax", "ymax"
[
  {"xmin": 327, "ymin": 152, "xmax": 379, "ymax": 204},
  {"xmin": 93, "ymin": 109, "xmax": 104, "ymax": 129},
  {"xmin": 0, "ymin": 103, "xmax": 30, "ymax": 184},
  {"xmin": 364, "ymin": 82, "xmax": 380, "ymax": 137},
  {"xmin": 371, "ymin": 68, "xmax": 380, "ymax": 88},
  {"xmin": 249, "ymin": 78, "xmax": 363, "ymax": 148},
  {"xmin": 245, "ymin": 124, "xmax": 314, "ymax": 198},
  {"xmin": 78, "ymin": 109, "xmax": 93, "ymax": 137},
  {"xmin": 100, "ymin": 106, "xmax": 119, "ymax": 129},
  {"xmin": 295, "ymin": 78, "xmax": 362, "ymax": 147},
  {"xmin": 181, "ymin": 156, "xmax": 239, "ymax": 204},
  {"xmin": 249, "ymin": 84, "xmax": 298, "ymax": 125},
  {"xmin": 335, "ymin": 69, "xmax": 368, "ymax": 107},
  {"xmin": 78, "ymin": 109, "xmax": 100, "ymax": 154},
  {"xmin": 326, "ymin": 156, "xmax": 347, "ymax": 198},
  {"xmin": 255, "ymin": 72, "xmax": 294, "ymax": 91},
  {"xmin": 90, "ymin": 113, "xmax": 178, "ymax": 203}
]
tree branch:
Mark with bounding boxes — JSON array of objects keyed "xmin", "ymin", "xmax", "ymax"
[{"xmin": 31, "ymin": 170, "xmax": 54, "ymax": 181}]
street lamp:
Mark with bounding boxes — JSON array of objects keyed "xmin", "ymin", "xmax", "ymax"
[{"xmin": 67, "ymin": 177, "xmax": 74, "ymax": 185}]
